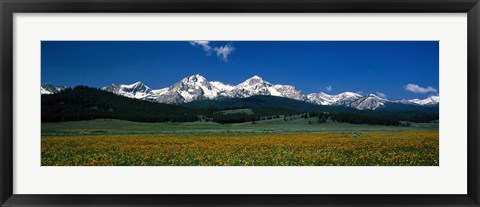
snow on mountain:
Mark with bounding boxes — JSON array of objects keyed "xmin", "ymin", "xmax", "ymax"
[
  {"xmin": 102, "ymin": 81, "xmax": 152, "ymax": 99},
  {"xmin": 174, "ymin": 74, "xmax": 216, "ymax": 100},
  {"xmin": 210, "ymin": 81, "xmax": 235, "ymax": 91},
  {"xmin": 233, "ymin": 75, "xmax": 272, "ymax": 98},
  {"xmin": 307, "ymin": 92, "xmax": 362, "ymax": 106},
  {"xmin": 307, "ymin": 91, "xmax": 439, "ymax": 110},
  {"xmin": 139, "ymin": 74, "xmax": 211, "ymax": 104},
  {"xmin": 101, "ymin": 75, "xmax": 306, "ymax": 104},
  {"xmin": 395, "ymin": 95, "xmax": 439, "ymax": 106},
  {"xmin": 146, "ymin": 89, "xmax": 185, "ymax": 104},
  {"xmin": 332, "ymin": 92, "xmax": 364, "ymax": 106},
  {"xmin": 41, "ymin": 84, "xmax": 67, "ymax": 95},
  {"xmin": 230, "ymin": 75, "xmax": 306, "ymax": 100},
  {"xmin": 307, "ymin": 92, "xmax": 334, "ymax": 105},
  {"xmin": 270, "ymin": 84, "xmax": 306, "ymax": 101},
  {"xmin": 210, "ymin": 81, "xmax": 235, "ymax": 97},
  {"xmin": 349, "ymin": 94, "xmax": 388, "ymax": 110},
  {"xmin": 307, "ymin": 92, "xmax": 385, "ymax": 110},
  {"xmin": 412, "ymin": 95, "xmax": 439, "ymax": 105},
  {"xmin": 96, "ymin": 74, "xmax": 439, "ymax": 110}
]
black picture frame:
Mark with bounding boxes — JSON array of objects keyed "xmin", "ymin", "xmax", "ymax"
[{"xmin": 1, "ymin": 0, "xmax": 479, "ymax": 206}]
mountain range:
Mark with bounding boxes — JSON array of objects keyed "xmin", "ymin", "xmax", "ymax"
[
  {"xmin": 41, "ymin": 74, "xmax": 439, "ymax": 110},
  {"xmin": 40, "ymin": 85, "xmax": 67, "ymax": 95}
]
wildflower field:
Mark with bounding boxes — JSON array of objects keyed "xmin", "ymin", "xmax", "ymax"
[{"xmin": 41, "ymin": 130, "xmax": 439, "ymax": 166}]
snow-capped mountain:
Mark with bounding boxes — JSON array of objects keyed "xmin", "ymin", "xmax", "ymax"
[
  {"xmin": 104, "ymin": 74, "xmax": 306, "ymax": 104},
  {"xmin": 350, "ymin": 94, "xmax": 388, "ymax": 110},
  {"xmin": 143, "ymin": 74, "xmax": 219, "ymax": 103},
  {"xmin": 270, "ymin": 85, "xmax": 306, "ymax": 101},
  {"xmin": 233, "ymin": 76, "xmax": 273, "ymax": 98},
  {"xmin": 95, "ymin": 74, "xmax": 439, "ymax": 110},
  {"xmin": 41, "ymin": 84, "xmax": 67, "ymax": 95},
  {"xmin": 231, "ymin": 76, "xmax": 306, "ymax": 100},
  {"xmin": 395, "ymin": 95, "xmax": 439, "ymax": 106},
  {"xmin": 210, "ymin": 81, "xmax": 235, "ymax": 97},
  {"xmin": 307, "ymin": 92, "xmax": 362, "ymax": 106},
  {"xmin": 306, "ymin": 92, "xmax": 386, "ymax": 110},
  {"xmin": 102, "ymin": 81, "xmax": 152, "ymax": 99}
]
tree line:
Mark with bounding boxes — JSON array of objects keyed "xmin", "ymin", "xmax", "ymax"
[{"xmin": 42, "ymin": 86, "xmax": 199, "ymax": 122}]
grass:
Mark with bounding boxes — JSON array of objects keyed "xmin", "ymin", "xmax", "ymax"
[
  {"xmin": 42, "ymin": 118, "xmax": 438, "ymax": 136},
  {"xmin": 42, "ymin": 131, "xmax": 439, "ymax": 166}
]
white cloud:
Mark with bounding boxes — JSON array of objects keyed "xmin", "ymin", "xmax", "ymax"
[
  {"xmin": 324, "ymin": 85, "xmax": 332, "ymax": 92},
  {"xmin": 404, "ymin": 83, "xmax": 438, "ymax": 94},
  {"xmin": 189, "ymin": 41, "xmax": 212, "ymax": 55},
  {"xmin": 189, "ymin": 41, "xmax": 235, "ymax": 61},
  {"xmin": 376, "ymin": 92, "xmax": 387, "ymax": 99},
  {"xmin": 214, "ymin": 43, "xmax": 235, "ymax": 62}
]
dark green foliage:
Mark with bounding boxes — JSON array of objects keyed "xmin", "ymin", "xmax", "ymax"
[
  {"xmin": 210, "ymin": 113, "xmax": 257, "ymax": 124},
  {"xmin": 329, "ymin": 112, "xmax": 401, "ymax": 126},
  {"xmin": 251, "ymin": 107, "xmax": 299, "ymax": 117},
  {"xmin": 182, "ymin": 95, "xmax": 347, "ymax": 113},
  {"xmin": 306, "ymin": 110, "xmax": 438, "ymax": 126},
  {"xmin": 352, "ymin": 110, "xmax": 438, "ymax": 123},
  {"xmin": 311, "ymin": 112, "xmax": 328, "ymax": 123},
  {"xmin": 325, "ymin": 111, "xmax": 438, "ymax": 126},
  {"xmin": 379, "ymin": 102, "xmax": 439, "ymax": 113},
  {"xmin": 42, "ymin": 86, "xmax": 199, "ymax": 122}
]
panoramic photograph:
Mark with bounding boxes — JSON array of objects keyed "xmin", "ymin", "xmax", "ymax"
[{"xmin": 41, "ymin": 41, "xmax": 439, "ymax": 166}]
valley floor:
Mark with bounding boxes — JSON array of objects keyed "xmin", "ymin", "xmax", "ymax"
[
  {"xmin": 41, "ymin": 119, "xmax": 439, "ymax": 166},
  {"xmin": 41, "ymin": 116, "xmax": 438, "ymax": 135}
]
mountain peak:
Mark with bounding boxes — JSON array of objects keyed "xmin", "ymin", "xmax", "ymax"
[
  {"xmin": 240, "ymin": 75, "xmax": 268, "ymax": 87},
  {"xmin": 100, "ymin": 81, "xmax": 152, "ymax": 99},
  {"xmin": 338, "ymin": 92, "xmax": 362, "ymax": 98},
  {"xmin": 193, "ymin": 74, "xmax": 205, "ymax": 78},
  {"xmin": 130, "ymin": 81, "xmax": 145, "ymax": 87},
  {"xmin": 41, "ymin": 84, "xmax": 67, "ymax": 95},
  {"xmin": 315, "ymin": 91, "xmax": 333, "ymax": 99},
  {"xmin": 123, "ymin": 81, "xmax": 149, "ymax": 89},
  {"xmin": 250, "ymin": 75, "xmax": 262, "ymax": 80},
  {"xmin": 183, "ymin": 74, "xmax": 207, "ymax": 83}
]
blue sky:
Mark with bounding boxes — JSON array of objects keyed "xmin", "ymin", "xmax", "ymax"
[{"xmin": 41, "ymin": 41, "xmax": 439, "ymax": 100}]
